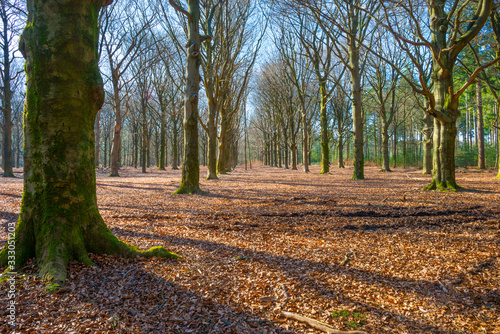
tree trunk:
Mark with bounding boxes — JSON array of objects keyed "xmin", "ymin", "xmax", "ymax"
[
  {"xmin": 338, "ymin": 136, "xmax": 345, "ymax": 168},
  {"xmin": 109, "ymin": 71, "xmax": 122, "ymax": 177},
  {"xmin": 425, "ymin": 117, "xmax": 459, "ymax": 190},
  {"xmin": 424, "ymin": 75, "xmax": 460, "ymax": 190},
  {"xmin": 217, "ymin": 116, "xmax": 228, "ymax": 174},
  {"xmin": 422, "ymin": 112, "xmax": 433, "ymax": 174},
  {"xmin": 302, "ymin": 111, "xmax": 309, "ymax": 172},
  {"xmin": 283, "ymin": 130, "xmax": 289, "ymax": 169},
  {"xmin": 141, "ymin": 95, "xmax": 147, "ymax": 174},
  {"xmin": 381, "ymin": 125, "xmax": 391, "ymax": 171},
  {"xmin": 0, "ymin": 0, "xmax": 179, "ymax": 288},
  {"xmin": 350, "ymin": 44, "xmax": 364, "ymax": 179},
  {"xmin": 477, "ymin": 80, "xmax": 485, "ymax": 169},
  {"xmin": 133, "ymin": 123, "xmax": 138, "ymax": 168},
  {"xmin": 159, "ymin": 97, "xmax": 167, "ymax": 170},
  {"xmin": 319, "ymin": 84, "xmax": 329, "ymax": 174},
  {"xmin": 173, "ymin": 0, "xmax": 203, "ymax": 194},
  {"xmin": 172, "ymin": 118, "xmax": 179, "ymax": 170},
  {"xmin": 1, "ymin": 0, "xmax": 13, "ymax": 177},
  {"xmin": 206, "ymin": 101, "xmax": 218, "ymax": 179},
  {"xmin": 277, "ymin": 133, "xmax": 282, "ymax": 168},
  {"xmin": 291, "ymin": 143, "xmax": 297, "ymax": 170}
]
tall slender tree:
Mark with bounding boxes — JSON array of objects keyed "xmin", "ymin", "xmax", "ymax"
[{"xmin": 169, "ymin": 0, "xmax": 213, "ymax": 193}]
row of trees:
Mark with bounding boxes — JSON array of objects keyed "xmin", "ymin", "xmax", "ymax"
[
  {"xmin": 89, "ymin": 0, "xmax": 266, "ymax": 193},
  {"xmin": 3, "ymin": 1, "xmax": 500, "ymax": 189},
  {"xmin": 1, "ymin": 0, "xmax": 500, "ymax": 288},
  {"xmin": 253, "ymin": 0, "xmax": 500, "ymax": 190}
]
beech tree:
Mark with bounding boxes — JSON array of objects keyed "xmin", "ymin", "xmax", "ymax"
[
  {"xmin": 169, "ymin": 0, "xmax": 211, "ymax": 193},
  {"xmin": 296, "ymin": 0, "xmax": 381, "ymax": 180},
  {"xmin": 0, "ymin": 0, "xmax": 179, "ymax": 288},
  {"xmin": 375, "ymin": 0, "xmax": 496, "ymax": 190}
]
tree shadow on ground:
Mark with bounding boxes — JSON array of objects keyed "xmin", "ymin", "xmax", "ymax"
[
  {"xmin": 5, "ymin": 257, "xmax": 291, "ymax": 334},
  {"xmin": 111, "ymin": 227, "xmax": 483, "ymax": 333}
]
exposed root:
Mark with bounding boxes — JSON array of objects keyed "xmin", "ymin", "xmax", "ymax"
[{"xmin": 424, "ymin": 178, "xmax": 461, "ymax": 192}]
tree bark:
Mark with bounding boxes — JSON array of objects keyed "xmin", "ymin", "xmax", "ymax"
[
  {"xmin": 172, "ymin": 115, "xmax": 179, "ymax": 170},
  {"xmin": 206, "ymin": 101, "xmax": 218, "ymax": 179},
  {"xmin": 141, "ymin": 92, "xmax": 147, "ymax": 174},
  {"xmin": 217, "ymin": 115, "xmax": 228, "ymax": 174},
  {"xmin": 173, "ymin": 0, "xmax": 203, "ymax": 194},
  {"xmin": 109, "ymin": 70, "xmax": 121, "ymax": 176},
  {"xmin": 349, "ymin": 16, "xmax": 364, "ymax": 180},
  {"xmin": 319, "ymin": 83, "xmax": 330, "ymax": 174},
  {"xmin": 302, "ymin": 111, "xmax": 309, "ymax": 172},
  {"xmin": 422, "ymin": 111, "xmax": 433, "ymax": 174},
  {"xmin": 1, "ymin": 0, "xmax": 13, "ymax": 177},
  {"xmin": 422, "ymin": 0, "xmax": 492, "ymax": 190},
  {"xmin": 0, "ymin": 0, "xmax": 179, "ymax": 288},
  {"xmin": 476, "ymin": 79, "xmax": 485, "ymax": 169},
  {"xmin": 381, "ymin": 125, "xmax": 391, "ymax": 171},
  {"xmin": 338, "ymin": 136, "xmax": 344, "ymax": 168},
  {"xmin": 158, "ymin": 96, "xmax": 167, "ymax": 170}
]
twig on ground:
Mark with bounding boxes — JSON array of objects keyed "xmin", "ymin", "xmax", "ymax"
[
  {"xmin": 281, "ymin": 311, "xmax": 368, "ymax": 334},
  {"xmin": 149, "ymin": 291, "xmax": 167, "ymax": 319},
  {"xmin": 123, "ymin": 267, "xmax": 138, "ymax": 279},
  {"xmin": 437, "ymin": 279, "xmax": 448, "ymax": 293}
]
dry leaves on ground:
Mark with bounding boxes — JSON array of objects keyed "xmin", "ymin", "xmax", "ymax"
[{"xmin": 0, "ymin": 165, "xmax": 499, "ymax": 333}]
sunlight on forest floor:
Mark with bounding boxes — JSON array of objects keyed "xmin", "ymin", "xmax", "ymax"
[{"xmin": 1, "ymin": 165, "xmax": 499, "ymax": 333}]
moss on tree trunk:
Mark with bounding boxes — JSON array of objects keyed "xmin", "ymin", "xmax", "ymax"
[
  {"xmin": 0, "ymin": 0, "xmax": 180, "ymax": 289},
  {"xmin": 173, "ymin": 0, "xmax": 202, "ymax": 194},
  {"xmin": 424, "ymin": 118, "xmax": 459, "ymax": 191}
]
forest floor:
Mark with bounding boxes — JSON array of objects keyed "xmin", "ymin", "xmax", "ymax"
[{"xmin": 0, "ymin": 164, "xmax": 499, "ymax": 334}]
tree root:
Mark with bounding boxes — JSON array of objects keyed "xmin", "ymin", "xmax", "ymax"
[
  {"xmin": 173, "ymin": 185, "xmax": 205, "ymax": 194},
  {"xmin": 423, "ymin": 179, "xmax": 461, "ymax": 192}
]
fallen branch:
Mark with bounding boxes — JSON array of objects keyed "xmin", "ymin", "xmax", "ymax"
[{"xmin": 281, "ymin": 312, "xmax": 368, "ymax": 334}]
